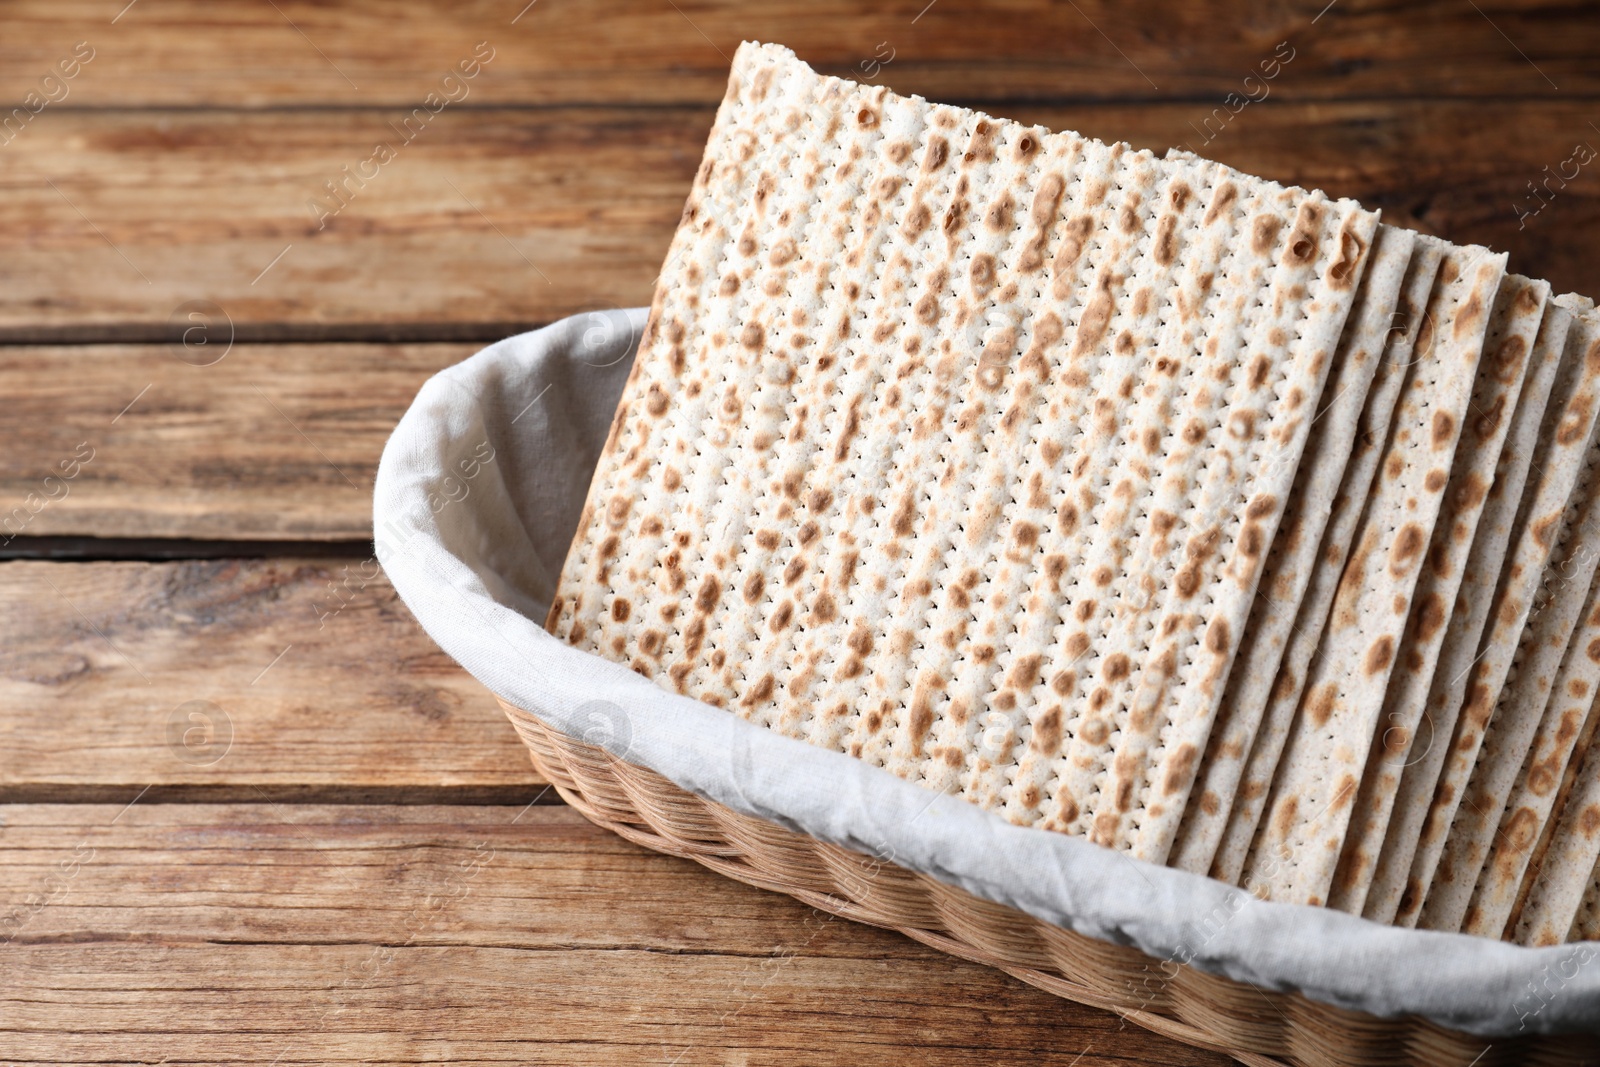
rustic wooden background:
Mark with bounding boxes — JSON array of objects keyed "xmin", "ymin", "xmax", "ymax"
[{"xmin": 2, "ymin": 1, "xmax": 1596, "ymax": 1063}]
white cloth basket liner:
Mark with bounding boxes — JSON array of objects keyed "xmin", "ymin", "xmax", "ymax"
[{"xmin": 373, "ymin": 308, "xmax": 1600, "ymax": 1037}]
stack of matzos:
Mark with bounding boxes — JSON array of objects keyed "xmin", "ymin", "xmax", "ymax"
[{"xmin": 548, "ymin": 42, "xmax": 1600, "ymax": 945}]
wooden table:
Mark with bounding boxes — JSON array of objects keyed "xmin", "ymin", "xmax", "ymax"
[{"xmin": 1, "ymin": 3, "xmax": 1595, "ymax": 1063}]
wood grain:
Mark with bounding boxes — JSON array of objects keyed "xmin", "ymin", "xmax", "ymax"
[
  {"xmin": 0, "ymin": 560, "xmax": 542, "ymax": 799},
  {"xmin": 0, "ymin": 343, "xmax": 475, "ymax": 540},
  {"xmin": 2, "ymin": 5, "xmax": 1597, "ymax": 1063},
  {"xmin": 0, "ymin": 108, "xmax": 690, "ymax": 338},
  {"xmin": 0, "ymin": 101, "xmax": 1596, "ymax": 339},
  {"xmin": 0, "ymin": 803, "xmax": 1225, "ymax": 1066},
  {"xmin": 0, "ymin": 0, "xmax": 1593, "ymax": 107}
]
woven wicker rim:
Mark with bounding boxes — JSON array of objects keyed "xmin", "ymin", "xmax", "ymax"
[{"xmin": 497, "ymin": 697, "xmax": 1592, "ymax": 1067}]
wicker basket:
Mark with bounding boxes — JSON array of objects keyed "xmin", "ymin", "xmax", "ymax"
[{"xmin": 496, "ymin": 696, "xmax": 1595, "ymax": 1067}]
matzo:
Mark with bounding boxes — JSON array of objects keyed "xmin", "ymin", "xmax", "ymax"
[
  {"xmin": 1516, "ymin": 730, "xmax": 1600, "ymax": 944},
  {"xmin": 1200, "ymin": 236, "xmax": 1446, "ymax": 883},
  {"xmin": 1471, "ymin": 562, "xmax": 1600, "ymax": 938},
  {"xmin": 1571, "ymin": 858, "xmax": 1600, "ymax": 941},
  {"xmin": 1236, "ymin": 242, "xmax": 1505, "ymax": 906},
  {"xmin": 546, "ymin": 44, "xmax": 1379, "ymax": 857},
  {"xmin": 1325, "ymin": 274, "xmax": 1551, "ymax": 913},
  {"xmin": 1421, "ymin": 346, "xmax": 1600, "ymax": 933},
  {"xmin": 1164, "ymin": 223, "xmax": 1417, "ymax": 871},
  {"xmin": 1369, "ymin": 300, "xmax": 1600, "ymax": 926}
]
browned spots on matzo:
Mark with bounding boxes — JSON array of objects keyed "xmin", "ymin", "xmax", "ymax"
[
  {"xmin": 1330, "ymin": 773, "xmax": 1358, "ymax": 812},
  {"xmin": 1239, "ymin": 522, "xmax": 1264, "ymax": 561},
  {"xmin": 963, "ymin": 118, "xmax": 995, "ymax": 162},
  {"xmin": 1364, "ymin": 635, "xmax": 1395, "ymax": 676},
  {"xmin": 1430, "ymin": 410, "xmax": 1456, "ymax": 448},
  {"xmin": 1251, "ymin": 214, "xmax": 1282, "ymax": 255},
  {"xmin": 1030, "ymin": 173, "xmax": 1066, "ymax": 226},
  {"xmin": 1557, "ymin": 397, "xmax": 1593, "ymax": 445},
  {"xmin": 812, "ymin": 591, "xmax": 837, "ymax": 623},
  {"xmin": 832, "ymin": 397, "xmax": 862, "ymax": 461},
  {"xmin": 1473, "ymin": 394, "xmax": 1506, "ymax": 439},
  {"xmin": 1272, "ymin": 795, "xmax": 1300, "ymax": 843},
  {"xmin": 1532, "ymin": 511, "xmax": 1562, "ymax": 547},
  {"xmin": 1031, "ymin": 706, "xmax": 1063, "ymax": 756},
  {"xmin": 1205, "ymin": 618, "xmax": 1231, "ymax": 657},
  {"xmin": 682, "ymin": 615, "xmax": 706, "ymax": 660},
  {"xmin": 902, "ymin": 201, "xmax": 933, "ymax": 239},
  {"xmin": 1453, "ymin": 472, "xmax": 1488, "ymax": 511},
  {"xmin": 942, "ymin": 197, "xmax": 969, "ymax": 238},
  {"xmin": 1118, "ymin": 199, "xmax": 1140, "ymax": 235},
  {"xmin": 1489, "ymin": 334, "xmax": 1528, "ymax": 382},
  {"xmin": 1283, "ymin": 201, "xmax": 1324, "ymax": 266},
  {"xmin": 1007, "ymin": 654, "xmax": 1043, "ymax": 691},
  {"xmin": 605, "ymin": 496, "xmax": 633, "ymax": 529},
  {"xmin": 1513, "ymin": 282, "xmax": 1542, "ymax": 315},
  {"xmin": 1452, "ymin": 289, "xmax": 1487, "ymax": 340},
  {"xmin": 1308, "ymin": 682, "xmax": 1338, "ymax": 727},
  {"xmin": 1153, "ymin": 213, "xmax": 1178, "ymax": 266},
  {"xmin": 1203, "ymin": 181, "xmax": 1238, "ymax": 225},
  {"xmin": 740, "ymin": 673, "xmax": 776, "ymax": 707},
  {"xmin": 1327, "ymin": 222, "xmax": 1366, "ymax": 289},
  {"xmin": 889, "ymin": 492, "xmax": 918, "ymax": 537},
  {"xmin": 984, "ymin": 192, "xmax": 1014, "ymax": 232},
  {"xmin": 1162, "ymin": 743, "xmax": 1200, "ymax": 796},
  {"xmin": 1102, "ymin": 652, "xmax": 1131, "ymax": 683},
  {"xmin": 1389, "ymin": 522, "xmax": 1426, "ymax": 575},
  {"xmin": 1248, "ymin": 354, "xmax": 1272, "ymax": 389},
  {"xmin": 970, "ymin": 252, "xmax": 998, "ymax": 296},
  {"xmin": 1070, "ymin": 278, "xmax": 1115, "ymax": 358},
  {"xmin": 1423, "ymin": 468, "xmax": 1447, "ymax": 493},
  {"xmin": 908, "ymin": 677, "xmax": 941, "ymax": 756},
  {"xmin": 694, "ymin": 575, "xmax": 722, "ymax": 614},
  {"xmin": 1580, "ymin": 804, "xmax": 1600, "ymax": 837},
  {"xmin": 1051, "ymin": 216, "xmax": 1094, "ymax": 298},
  {"xmin": 1246, "ymin": 495, "xmax": 1278, "ymax": 521},
  {"xmin": 1415, "ymin": 592, "xmax": 1447, "ymax": 642}
]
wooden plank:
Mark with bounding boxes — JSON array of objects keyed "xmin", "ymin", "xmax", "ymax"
[
  {"xmin": 0, "ymin": 560, "xmax": 542, "ymax": 799},
  {"xmin": 0, "ymin": 108, "xmax": 686, "ymax": 338},
  {"xmin": 0, "ymin": 101, "xmax": 1596, "ymax": 339},
  {"xmin": 0, "ymin": 0, "xmax": 1594, "ymax": 107},
  {"xmin": 0, "ymin": 343, "xmax": 473, "ymax": 540},
  {"xmin": 0, "ymin": 803, "xmax": 1227, "ymax": 1066}
]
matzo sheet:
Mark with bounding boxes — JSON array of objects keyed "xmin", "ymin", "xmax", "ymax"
[
  {"xmin": 1421, "ymin": 369, "xmax": 1600, "ymax": 932},
  {"xmin": 1165, "ymin": 223, "xmax": 1416, "ymax": 871},
  {"xmin": 1516, "ymin": 730, "xmax": 1600, "ymax": 944},
  {"xmin": 547, "ymin": 44, "xmax": 1378, "ymax": 859},
  {"xmin": 1369, "ymin": 303, "xmax": 1600, "ymax": 926},
  {"xmin": 1472, "ymin": 579, "xmax": 1600, "ymax": 938},
  {"xmin": 1324, "ymin": 274, "xmax": 1551, "ymax": 913},
  {"xmin": 1236, "ymin": 243, "xmax": 1506, "ymax": 906},
  {"xmin": 1571, "ymin": 860, "xmax": 1600, "ymax": 940},
  {"xmin": 1204, "ymin": 237, "xmax": 1446, "ymax": 883}
]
